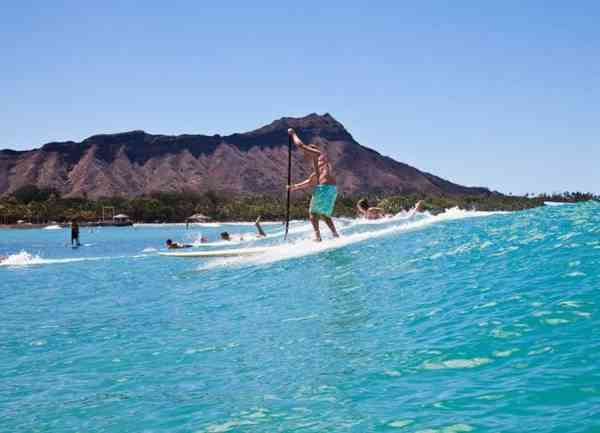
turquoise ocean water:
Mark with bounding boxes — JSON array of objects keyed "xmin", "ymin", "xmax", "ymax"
[{"xmin": 1, "ymin": 202, "xmax": 599, "ymax": 432}]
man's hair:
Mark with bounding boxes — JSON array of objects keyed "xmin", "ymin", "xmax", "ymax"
[
  {"xmin": 166, "ymin": 239, "xmax": 172, "ymax": 244},
  {"xmin": 220, "ymin": 232, "xmax": 230, "ymax": 239}
]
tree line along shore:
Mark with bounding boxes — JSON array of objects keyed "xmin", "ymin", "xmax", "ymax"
[{"xmin": 0, "ymin": 185, "xmax": 597, "ymax": 226}]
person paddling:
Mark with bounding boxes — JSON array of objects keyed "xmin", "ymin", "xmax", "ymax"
[
  {"xmin": 287, "ymin": 128, "xmax": 339, "ymax": 242},
  {"xmin": 165, "ymin": 239, "xmax": 192, "ymax": 249},
  {"xmin": 223, "ymin": 217, "xmax": 266, "ymax": 242}
]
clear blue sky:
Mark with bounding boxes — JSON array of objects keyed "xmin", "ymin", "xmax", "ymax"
[{"xmin": 2, "ymin": 1, "xmax": 599, "ymax": 194}]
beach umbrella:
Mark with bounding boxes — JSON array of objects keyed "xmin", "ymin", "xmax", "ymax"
[{"xmin": 187, "ymin": 213, "xmax": 210, "ymax": 222}]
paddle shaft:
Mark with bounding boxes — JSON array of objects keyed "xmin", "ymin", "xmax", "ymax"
[{"xmin": 284, "ymin": 135, "xmax": 292, "ymax": 240}]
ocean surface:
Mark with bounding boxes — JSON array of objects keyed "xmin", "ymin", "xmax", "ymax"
[{"xmin": 1, "ymin": 203, "xmax": 599, "ymax": 433}]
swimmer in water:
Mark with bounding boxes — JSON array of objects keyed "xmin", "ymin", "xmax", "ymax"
[
  {"xmin": 165, "ymin": 239, "xmax": 193, "ymax": 249},
  {"xmin": 356, "ymin": 198, "xmax": 386, "ymax": 220},
  {"xmin": 221, "ymin": 217, "xmax": 266, "ymax": 242},
  {"xmin": 408, "ymin": 200, "xmax": 426, "ymax": 216}
]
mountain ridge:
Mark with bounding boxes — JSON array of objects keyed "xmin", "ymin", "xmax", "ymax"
[{"xmin": 0, "ymin": 113, "xmax": 492, "ymax": 199}]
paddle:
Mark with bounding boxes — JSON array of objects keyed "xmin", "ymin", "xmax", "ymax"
[{"xmin": 284, "ymin": 135, "xmax": 292, "ymax": 240}]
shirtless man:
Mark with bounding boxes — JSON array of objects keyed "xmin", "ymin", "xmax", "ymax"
[{"xmin": 287, "ymin": 128, "xmax": 339, "ymax": 242}]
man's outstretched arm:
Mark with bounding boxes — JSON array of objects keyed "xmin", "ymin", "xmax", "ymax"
[
  {"xmin": 288, "ymin": 173, "xmax": 318, "ymax": 192},
  {"xmin": 288, "ymin": 129, "xmax": 320, "ymax": 156}
]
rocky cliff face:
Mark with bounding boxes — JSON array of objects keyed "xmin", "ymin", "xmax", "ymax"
[{"xmin": 0, "ymin": 113, "xmax": 490, "ymax": 198}]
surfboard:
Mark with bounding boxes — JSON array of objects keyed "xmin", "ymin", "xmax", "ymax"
[{"xmin": 159, "ymin": 247, "xmax": 268, "ymax": 258}]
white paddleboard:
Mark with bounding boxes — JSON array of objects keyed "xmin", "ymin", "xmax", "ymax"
[{"xmin": 159, "ymin": 247, "xmax": 268, "ymax": 258}]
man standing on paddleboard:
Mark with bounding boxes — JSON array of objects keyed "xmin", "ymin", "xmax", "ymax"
[{"xmin": 287, "ymin": 128, "xmax": 339, "ymax": 242}]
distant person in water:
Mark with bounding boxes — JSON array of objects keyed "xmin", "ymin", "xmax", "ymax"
[
  {"xmin": 222, "ymin": 217, "xmax": 267, "ymax": 242},
  {"xmin": 287, "ymin": 128, "xmax": 339, "ymax": 242},
  {"xmin": 165, "ymin": 239, "xmax": 192, "ymax": 249},
  {"xmin": 255, "ymin": 216, "xmax": 267, "ymax": 238},
  {"xmin": 356, "ymin": 199, "xmax": 386, "ymax": 220},
  {"xmin": 71, "ymin": 220, "xmax": 81, "ymax": 247},
  {"xmin": 413, "ymin": 200, "xmax": 426, "ymax": 213},
  {"xmin": 357, "ymin": 199, "xmax": 426, "ymax": 220}
]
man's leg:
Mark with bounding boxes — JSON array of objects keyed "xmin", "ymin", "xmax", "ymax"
[
  {"xmin": 309, "ymin": 213, "xmax": 322, "ymax": 241},
  {"xmin": 322, "ymin": 216, "xmax": 339, "ymax": 237}
]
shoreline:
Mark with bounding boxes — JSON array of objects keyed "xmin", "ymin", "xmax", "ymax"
[
  {"xmin": 0, "ymin": 194, "xmax": 596, "ymax": 229},
  {"xmin": 0, "ymin": 221, "xmax": 133, "ymax": 230}
]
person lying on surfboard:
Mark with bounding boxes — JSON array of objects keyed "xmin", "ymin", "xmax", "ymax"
[
  {"xmin": 357, "ymin": 198, "xmax": 386, "ymax": 220},
  {"xmin": 165, "ymin": 239, "xmax": 193, "ymax": 249},
  {"xmin": 287, "ymin": 128, "xmax": 340, "ymax": 242}
]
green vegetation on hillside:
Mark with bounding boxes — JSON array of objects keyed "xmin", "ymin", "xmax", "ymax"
[{"xmin": 0, "ymin": 185, "xmax": 597, "ymax": 225}]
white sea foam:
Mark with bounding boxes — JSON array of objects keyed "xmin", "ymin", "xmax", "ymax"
[
  {"xmin": 135, "ymin": 221, "xmax": 282, "ymax": 229},
  {"xmin": 43, "ymin": 224, "xmax": 62, "ymax": 230},
  {"xmin": 0, "ymin": 251, "xmax": 132, "ymax": 267},
  {"xmin": 197, "ymin": 208, "xmax": 503, "ymax": 270},
  {"xmin": 0, "ymin": 251, "xmax": 87, "ymax": 267}
]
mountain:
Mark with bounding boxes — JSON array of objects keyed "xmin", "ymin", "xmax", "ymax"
[{"xmin": 0, "ymin": 113, "xmax": 490, "ymax": 199}]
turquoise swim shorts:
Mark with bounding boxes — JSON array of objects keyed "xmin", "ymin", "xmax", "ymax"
[{"xmin": 310, "ymin": 184, "xmax": 337, "ymax": 217}]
